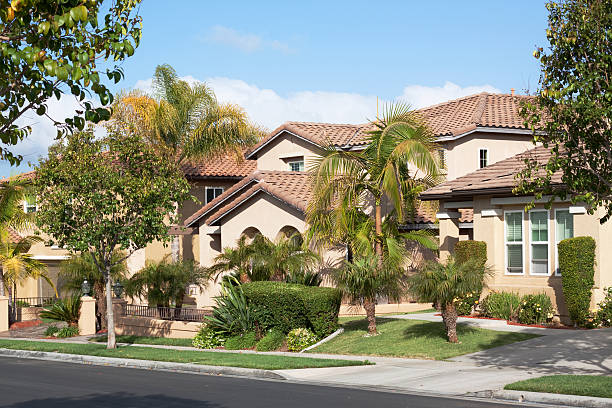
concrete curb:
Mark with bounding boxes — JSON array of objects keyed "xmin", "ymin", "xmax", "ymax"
[
  {"xmin": 475, "ymin": 389, "xmax": 612, "ymax": 408},
  {"xmin": 0, "ymin": 348, "xmax": 287, "ymax": 381},
  {"xmin": 301, "ymin": 328, "xmax": 344, "ymax": 353}
]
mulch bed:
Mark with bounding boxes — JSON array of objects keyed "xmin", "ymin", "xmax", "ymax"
[{"xmin": 10, "ymin": 320, "xmax": 43, "ymax": 330}]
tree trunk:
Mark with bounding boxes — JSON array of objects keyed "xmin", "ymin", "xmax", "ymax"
[
  {"xmin": 93, "ymin": 280, "xmax": 106, "ymax": 330},
  {"xmin": 374, "ymin": 200, "xmax": 383, "ymax": 268},
  {"xmin": 0, "ymin": 270, "xmax": 5, "ymax": 296},
  {"xmin": 442, "ymin": 303, "xmax": 459, "ymax": 343},
  {"xmin": 105, "ymin": 270, "xmax": 116, "ymax": 349},
  {"xmin": 364, "ymin": 297, "xmax": 377, "ymax": 335}
]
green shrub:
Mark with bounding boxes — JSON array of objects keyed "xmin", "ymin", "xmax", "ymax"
[
  {"xmin": 192, "ymin": 325, "xmax": 226, "ymax": 349},
  {"xmin": 558, "ymin": 236, "xmax": 596, "ymax": 326},
  {"xmin": 255, "ymin": 328, "xmax": 285, "ymax": 352},
  {"xmin": 204, "ymin": 278, "xmax": 254, "ymax": 335},
  {"xmin": 44, "ymin": 325, "xmax": 60, "ymax": 337},
  {"xmin": 56, "ymin": 326, "xmax": 80, "ymax": 338},
  {"xmin": 454, "ymin": 241, "xmax": 487, "ymax": 315},
  {"xmin": 242, "ymin": 281, "xmax": 341, "ymax": 337},
  {"xmin": 481, "ymin": 291, "xmax": 521, "ymax": 320},
  {"xmin": 286, "ymin": 328, "xmax": 318, "ymax": 352},
  {"xmin": 39, "ymin": 295, "xmax": 81, "ymax": 326},
  {"xmin": 596, "ymin": 287, "xmax": 612, "ymax": 327},
  {"xmin": 224, "ymin": 331, "xmax": 257, "ymax": 350},
  {"xmin": 518, "ymin": 293, "xmax": 554, "ymax": 325}
]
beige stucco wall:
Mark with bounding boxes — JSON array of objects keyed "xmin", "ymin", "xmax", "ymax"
[
  {"xmin": 179, "ymin": 179, "xmax": 238, "ymax": 223},
  {"xmin": 463, "ymin": 196, "xmax": 609, "ymax": 316},
  {"xmin": 441, "ymin": 132, "xmax": 534, "ymax": 180},
  {"xmin": 255, "ymin": 131, "xmax": 323, "ymax": 171}
]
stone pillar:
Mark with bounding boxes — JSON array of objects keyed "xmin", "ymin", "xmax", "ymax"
[
  {"xmin": 78, "ymin": 296, "xmax": 96, "ymax": 336},
  {"xmin": 438, "ymin": 211, "xmax": 461, "ymax": 262},
  {"xmin": 112, "ymin": 298, "xmax": 127, "ymax": 318},
  {"xmin": 0, "ymin": 296, "xmax": 8, "ymax": 332}
]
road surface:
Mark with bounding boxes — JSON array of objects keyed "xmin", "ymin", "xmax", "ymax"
[{"xmin": 0, "ymin": 356, "xmax": 532, "ymax": 407}]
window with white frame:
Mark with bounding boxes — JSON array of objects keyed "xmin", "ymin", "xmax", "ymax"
[
  {"xmin": 23, "ymin": 196, "xmax": 37, "ymax": 213},
  {"xmin": 479, "ymin": 148, "xmax": 488, "ymax": 168},
  {"xmin": 530, "ymin": 210, "xmax": 549, "ymax": 275},
  {"xmin": 288, "ymin": 160, "xmax": 304, "ymax": 172},
  {"xmin": 205, "ymin": 187, "xmax": 224, "ymax": 204},
  {"xmin": 505, "ymin": 211, "xmax": 524, "ymax": 274},
  {"xmin": 555, "ymin": 209, "xmax": 574, "ymax": 275}
]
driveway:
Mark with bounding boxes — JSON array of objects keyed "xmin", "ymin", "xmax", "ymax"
[{"xmin": 451, "ymin": 326, "xmax": 612, "ymax": 375}]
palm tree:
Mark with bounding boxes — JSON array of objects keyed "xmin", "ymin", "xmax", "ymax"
[
  {"xmin": 307, "ymin": 102, "xmax": 442, "ymax": 334},
  {"xmin": 111, "ymin": 64, "xmax": 263, "ymax": 166},
  {"xmin": 124, "ymin": 257, "xmax": 210, "ymax": 309},
  {"xmin": 407, "ymin": 258, "xmax": 488, "ymax": 343},
  {"xmin": 0, "ymin": 236, "xmax": 55, "ymax": 306},
  {"xmin": 207, "ymin": 233, "xmax": 321, "ymax": 283},
  {"xmin": 0, "ymin": 178, "xmax": 35, "ymax": 238},
  {"xmin": 60, "ymin": 251, "xmax": 127, "ymax": 330}
]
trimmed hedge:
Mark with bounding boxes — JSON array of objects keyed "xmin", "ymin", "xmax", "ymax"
[
  {"xmin": 558, "ymin": 236, "xmax": 596, "ymax": 326},
  {"xmin": 454, "ymin": 240, "xmax": 487, "ymax": 315},
  {"xmin": 242, "ymin": 281, "xmax": 342, "ymax": 338},
  {"xmin": 454, "ymin": 240, "xmax": 487, "ymax": 267}
]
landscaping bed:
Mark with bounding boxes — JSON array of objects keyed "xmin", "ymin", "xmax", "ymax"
[
  {"xmin": 309, "ymin": 317, "xmax": 539, "ymax": 360},
  {"xmin": 91, "ymin": 335, "xmax": 194, "ymax": 347},
  {"xmin": 505, "ymin": 375, "xmax": 612, "ymax": 399},
  {"xmin": 0, "ymin": 339, "xmax": 370, "ymax": 370}
]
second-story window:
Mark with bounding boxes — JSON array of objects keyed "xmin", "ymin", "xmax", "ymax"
[
  {"xmin": 479, "ymin": 148, "xmax": 488, "ymax": 168},
  {"xmin": 205, "ymin": 187, "xmax": 224, "ymax": 204},
  {"xmin": 23, "ymin": 196, "xmax": 37, "ymax": 213},
  {"xmin": 288, "ymin": 160, "xmax": 304, "ymax": 172}
]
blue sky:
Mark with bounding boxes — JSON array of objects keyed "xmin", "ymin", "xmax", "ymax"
[{"xmin": 2, "ymin": 0, "xmax": 549, "ymax": 177}]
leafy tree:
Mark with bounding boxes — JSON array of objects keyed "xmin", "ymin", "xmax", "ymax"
[
  {"xmin": 408, "ymin": 258, "xmax": 488, "ymax": 343},
  {"xmin": 0, "ymin": 0, "xmax": 142, "ymax": 165},
  {"xmin": 60, "ymin": 250, "xmax": 127, "ymax": 330},
  {"xmin": 124, "ymin": 257, "xmax": 209, "ymax": 309},
  {"xmin": 517, "ymin": 0, "xmax": 612, "ymax": 220},
  {"xmin": 34, "ymin": 130, "xmax": 191, "ymax": 349}
]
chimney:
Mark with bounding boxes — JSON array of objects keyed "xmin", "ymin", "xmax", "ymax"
[{"xmin": 511, "ymin": 88, "xmax": 515, "ymax": 96}]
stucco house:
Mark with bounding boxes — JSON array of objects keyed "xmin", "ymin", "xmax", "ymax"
[
  {"xmin": 420, "ymin": 146, "xmax": 611, "ymax": 315},
  {"xmin": 182, "ymin": 92, "xmax": 541, "ymax": 307}
]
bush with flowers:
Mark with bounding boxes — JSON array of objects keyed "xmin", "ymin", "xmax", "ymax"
[
  {"xmin": 595, "ymin": 287, "xmax": 612, "ymax": 327},
  {"xmin": 456, "ymin": 292, "xmax": 480, "ymax": 316},
  {"xmin": 517, "ymin": 293, "xmax": 554, "ymax": 324}
]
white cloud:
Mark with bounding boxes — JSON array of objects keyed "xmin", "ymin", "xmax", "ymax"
[
  {"xmin": 399, "ymin": 81, "xmax": 501, "ymax": 109},
  {"xmin": 204, "ymin": 25, "xmax": 293, "ymax": 54},
  {"xmin": 135, "ymin": 77, "xmax": 501, "ymax": 130}
]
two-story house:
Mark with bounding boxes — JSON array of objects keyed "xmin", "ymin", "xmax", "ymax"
[{"xmin": 183, "ymin": 92, "xmax": 538, "ymax": 307}]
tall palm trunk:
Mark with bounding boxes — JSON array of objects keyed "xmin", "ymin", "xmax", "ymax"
[
  {"xmin": 364, "ymin": 297, "xmax": 377, "ymax": 335},
  {"xmin": 441, "ymin": 303, "xmax": 459, "ymax": 343},
  {"xmin": 105, "ymin": 270, "xmax": 116, "ymax": 349},
  {"xmin": 0, "ymin": 270, "xmax": 4, "ymax": 296}
]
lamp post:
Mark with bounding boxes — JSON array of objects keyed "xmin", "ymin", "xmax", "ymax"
[{"xmin": 81, "ymin": 280, "xmax": 91, "ymax": 296}]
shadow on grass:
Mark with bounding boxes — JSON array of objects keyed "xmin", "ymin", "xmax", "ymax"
[{"xmin": 3, "ymin": 393, "xmax": 222, "ymax": 408}]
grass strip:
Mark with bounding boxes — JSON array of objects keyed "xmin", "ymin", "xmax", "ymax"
[
  {"xmin": 505, "ymin": 375, "xmax": 612, "ymax": 399},
  {"xmin": 91, "ymin": 335, "xmax": 193, "ymax": 347},
  {"xmin": 311, "ymin": 318, "xmax": 539, "ymax": 360},
  {"xmin": 0, "ymin": 339, "xmax": 369, "ymax": 370}
]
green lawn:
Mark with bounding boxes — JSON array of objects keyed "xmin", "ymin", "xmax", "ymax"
[
  {"xmin": 91, "ymin": 335, "xmax": 194, "ymax": 347},
  {"xmin": 310, "ymin": 317, "xmax": 539, "ymax": 360},
  {"xmin": 505, "ymin": 375, "xmax": 612, "ymax": 399},
  {"xmin": 0, "ymin": 339, "xmax": 369, "ymax": 370}
]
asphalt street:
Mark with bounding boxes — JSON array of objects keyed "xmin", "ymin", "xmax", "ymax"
[{"xmin": 0, "ymin": 356, "xmax": 534, "ymax": 408}]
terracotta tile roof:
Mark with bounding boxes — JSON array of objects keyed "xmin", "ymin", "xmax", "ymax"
[
  {"xmin": 420, "ymin": 145, "xmax": 559, "ymax": 200},
  {"xmin": 205, "ymin": 171, "xmax": 313, "ymax": 225},
  {"xmin": 407, "ymin": 206, "xmax": 473, "ymax": 224},
  {"xmin": 246, "ymin": 93, "xmax": 534, "ymax": 158},
  {"xmin": 0, "ymin": 171, "xmax": 36, "ymax": 183},
  {"xmin": 180, "ymin": 154, "xmax": 256, "ymax": 179},
  {"xmin": 6, "ymin": 227, "xmax": 22, "ymax": 243},
  {"xmin": 416, "ymin": 93, "xmax": 532, "ymax": 137}
]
